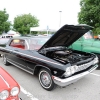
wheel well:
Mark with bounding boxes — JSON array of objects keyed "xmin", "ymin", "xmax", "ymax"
[{"xmin": 34, "ymin": 65, "xmax": 51, "ymax": 75}]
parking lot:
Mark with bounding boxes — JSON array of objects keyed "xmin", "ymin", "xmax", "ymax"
[{"xmin": 0, "ymin": 57, "xmax": 100, "ymax": 100}]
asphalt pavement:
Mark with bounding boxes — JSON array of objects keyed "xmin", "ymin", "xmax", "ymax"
[{"xmin": 0, "ymin": 57, "xmax": 100, "ymax": 100}]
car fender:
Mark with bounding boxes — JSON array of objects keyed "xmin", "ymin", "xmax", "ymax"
[
  {"xmin": 33, "ymin": 65, "xmax": 65, "ymax": 76},
  {"xmin": 33, "ymin": 65, "xmax": 51, "ymax": 75}
]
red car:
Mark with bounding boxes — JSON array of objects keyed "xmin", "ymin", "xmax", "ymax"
[{"xmin": 0, "ymin": 67, "xmax": 21, "ymax": 100}]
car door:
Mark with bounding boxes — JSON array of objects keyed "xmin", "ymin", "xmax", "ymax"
[{"xmin": 7, "ymin": 39, "xmax": 28, "ymax": 70}]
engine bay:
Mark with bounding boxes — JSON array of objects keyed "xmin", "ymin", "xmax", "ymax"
[{"xmin": 40, "ymin": 46, "xmax": 94, "ymax": 64}]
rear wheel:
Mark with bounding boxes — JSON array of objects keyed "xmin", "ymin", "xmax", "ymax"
[
  {"xmin": 3, "ymin": 55, "xmax": 10, "ymax": 66},
  {"xmin": 39, "ymin": 68, "xmax": 55, "ymax": 91}
]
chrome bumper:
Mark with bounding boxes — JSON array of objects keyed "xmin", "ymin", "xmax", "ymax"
[{"xmin": 53, "ymin": 64, "xmax": 98, "ymax": 87}]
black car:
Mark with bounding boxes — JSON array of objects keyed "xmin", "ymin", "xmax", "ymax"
[{"xmin": 0, "ymin": 24, "xmax": 98, "ymax": 91}]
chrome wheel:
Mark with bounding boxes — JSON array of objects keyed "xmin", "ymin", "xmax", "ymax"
[
  {"xmin": 3, "ymin": 55, "xmax": 9, "ymax": 65},
  {"xmin": 39, "ymin": 68, "xmax": 55, "ymax": 91},
  {"xmin": 3, "ymin": 55, "xmax": 6, "ymax": 64},
  {"xmin": 40, "ymin": 71, "xmax": 51, "ymax": 87}
]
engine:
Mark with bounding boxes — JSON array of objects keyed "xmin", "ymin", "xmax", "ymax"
[
  {"xmin": 40, "ymin": 46, "xmax": 93, "ymax": 64},
  {"xmin": 53, "ymin": 50, "xmax": 84, "ymax": 64}
]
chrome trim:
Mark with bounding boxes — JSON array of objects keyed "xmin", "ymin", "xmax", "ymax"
[
  {"xmin": 1, "ymin": 47, "xmax": 63, "ymax": 66},
  {"xmin": 77, "ymin": 57, "xmax": 98, "ymax": 72},
  {"xmin": 25, "ymin": 40, "xmax": 29, "ymax": 50},
  {"xmin": 77, "ymin": 61, "xmax": 93, "ymax": 72},
  {"xmin": 0, "ymin": 75, "xmax": 10, "ymax": 88},
  {"xmin": 7, "ymin": 58, "xmax": 26, "ymax": 68},
  {"xmin": 53, "ymin": 64, "xmax": 98, "ymax": 87},
  {"xmin": 7, "ymin": 59, "xmax": 33, "ymax": 75}
]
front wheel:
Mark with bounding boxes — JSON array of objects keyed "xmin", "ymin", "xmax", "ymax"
[
  {"xmin": 39, "ymin": 68, "xmax": 55, "ymax": 91},
  {"xmin": 3, "ymin": 55, "xmax": 10, "ymax": 66}
]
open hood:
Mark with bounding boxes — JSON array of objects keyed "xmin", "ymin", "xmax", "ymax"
[{"xmin": 39, "ymin": 24, "xmax": 93, "ymax": 50}]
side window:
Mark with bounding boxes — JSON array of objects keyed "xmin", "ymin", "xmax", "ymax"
[
  {"xmin": 10, "ymin": 39, "xmax": 25, "ymax": 49},
  {"xmin": 7, "ymin": 36, "xmax": 13, "ymax": 38},
  {"xmin": 29, "ymin": 39, "xmax": 37, "ymax": 50}
]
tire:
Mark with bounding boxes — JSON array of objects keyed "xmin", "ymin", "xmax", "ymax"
[
  {"xmin": 39, "ymin": 68, "xmax": 55, "ymax": 91},
  {"xmin": 2, "ymin": 55, "xmax": 10, "ymax": 66}
]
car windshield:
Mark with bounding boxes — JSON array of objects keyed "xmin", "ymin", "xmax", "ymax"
[
  {"xmin": 29, "ymin": 37, "xmax": 49, "ymax": 50},
  {"xmin": 83, "ymin": 31, "xmax": 94, "ymax": 39}
]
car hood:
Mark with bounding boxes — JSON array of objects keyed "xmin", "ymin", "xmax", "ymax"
[
  {"xmin": 0, "ymin": 67, "xmax": 19, "ymax": 91},
  {"xmin": 39, "ymin": 24, "xmax": 93, "ymax": 50}
]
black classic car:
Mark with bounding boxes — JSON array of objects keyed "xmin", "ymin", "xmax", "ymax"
[{"xmin": 0, "ymin": 24, "xmax": 98, "ymax": 91}]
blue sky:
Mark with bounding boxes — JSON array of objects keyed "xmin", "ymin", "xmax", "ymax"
[{"xmin": 0, "ymin": 0, "xmax": 81, "ymax": 28}]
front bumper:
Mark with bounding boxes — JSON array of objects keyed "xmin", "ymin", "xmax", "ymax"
[
  {"xmin": 7, "ymin": 96, "xmax": 22, "ymax": 100},
  {"xmin": 53, "ymin": 64, "xmax": 98, "ymax": 87}
]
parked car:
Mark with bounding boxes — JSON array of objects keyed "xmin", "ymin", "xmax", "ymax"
[
  {"xmin": 69, "ymin": 30, "xmax": 100, "ymax": 62},
  {"xmin": 0, "ymin": 32, "xmax": 21, "ymax": 47},
  {"xmin": 0, "ymin": 66, "xmax": 21, "ymax": 100},
  {"xmin": 0, "ymin": 24, "xmax": 98, "ymax": 91}
]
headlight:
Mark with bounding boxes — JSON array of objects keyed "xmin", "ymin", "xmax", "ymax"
[
  {"xmin": 10, "ymin": 87, "xmax": 19, "ymax": 96},
  {"xmin": 0, "ymin": 90, "xmax": 9, "ymax": 100},
  {"xmin": 70, "ymin": 66, "xmax": 76, "ymax": 74},
  {"xmin": 70, "ymin": 65, "xmax": 78, "ymax": 74},
  {"xmin": 64, "ymin": 65, "xmax": 78, "ymax": 77},
  {"xmin": 66, "ymin": 67, "xmax": 72, "ymax": 76}
]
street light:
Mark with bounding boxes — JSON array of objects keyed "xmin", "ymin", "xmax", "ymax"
[{"xmin": 59, "ymin": 11, "xmax": 62, "ymax": 27}]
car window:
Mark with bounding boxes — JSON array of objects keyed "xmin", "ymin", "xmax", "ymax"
[
  {"xmin": 31, "ymin": 40, "xmax": 37, "ymax": 45},
  {"xmin": 6, "ymin": 36, "xmax": 13, "ymax": 38},
  {"xmin": 29, "ymin": 38, "xmax": 48, "ymax": 50},
  {"xmin": 9, "ymin": 39, "xmax": 26, "ymax": 49},
  {"xmin": 83, "ymin": 31, "xmax": 93, "ymax": 39},
  {"xmin": 37, "ymin": 39, "xmax": 46, "ymax": 45}
]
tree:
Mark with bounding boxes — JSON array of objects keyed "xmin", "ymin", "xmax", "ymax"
[
  {"xmin": 13, "ymin": 14, "xmax": 39, "ymax": 35},
  {"xmin": 0, "ymin": 9, "xmax": 11, "ymax": 34},
  {"xmin": 78, "ymin": 0, "xmax": 100, "ymax": 35}
]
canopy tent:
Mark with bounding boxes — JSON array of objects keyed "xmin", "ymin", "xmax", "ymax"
[
  {"xmin": 7, "ymin": 30, "xmax": 21, "ymax": 37},
  {"xmin": 30, "ymin": 26, "xmax": 58, "ymax": 33},
  {"xmin": 7, "ymin": 30, "xmax": 17, "ymax": 34}
]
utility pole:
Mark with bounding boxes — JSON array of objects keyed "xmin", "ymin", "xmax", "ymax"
[{"xmin": 59, "ymin": 11, "xmax": 62, "ymax": 27}]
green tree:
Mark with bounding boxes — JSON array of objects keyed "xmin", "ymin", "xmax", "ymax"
[
  {"xmin": 0, "ymin": 9, "xmax": 11, "ymax": 34},
  {"xmin": 13, "ymin": 14, "xmax": 39, "ymax": 35},
  {"xmin": 78, "ymin": 0, "xmax": 100, "ymax": 35}
]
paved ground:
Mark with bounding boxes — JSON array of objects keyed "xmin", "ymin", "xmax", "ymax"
[{"xmin": 0, "ymin": 57, "xmax": 100, "ymax": 100}]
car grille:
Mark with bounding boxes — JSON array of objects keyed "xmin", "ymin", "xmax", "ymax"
[{"xmin": 77, "ymin": 60, "xmax": 94, "ymax": 72}]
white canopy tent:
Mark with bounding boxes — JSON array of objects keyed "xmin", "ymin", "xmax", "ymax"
[
  {"xmin": 7, "ymin": 30, "xmax": 16, "ymax": 34},
  {"xmin": 7, "ymin": 30, "xmax": 21, "ymax": 37},
  {"xmin": 30, "ymin": 26, "xmax": 59, "ymax": 33}
]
